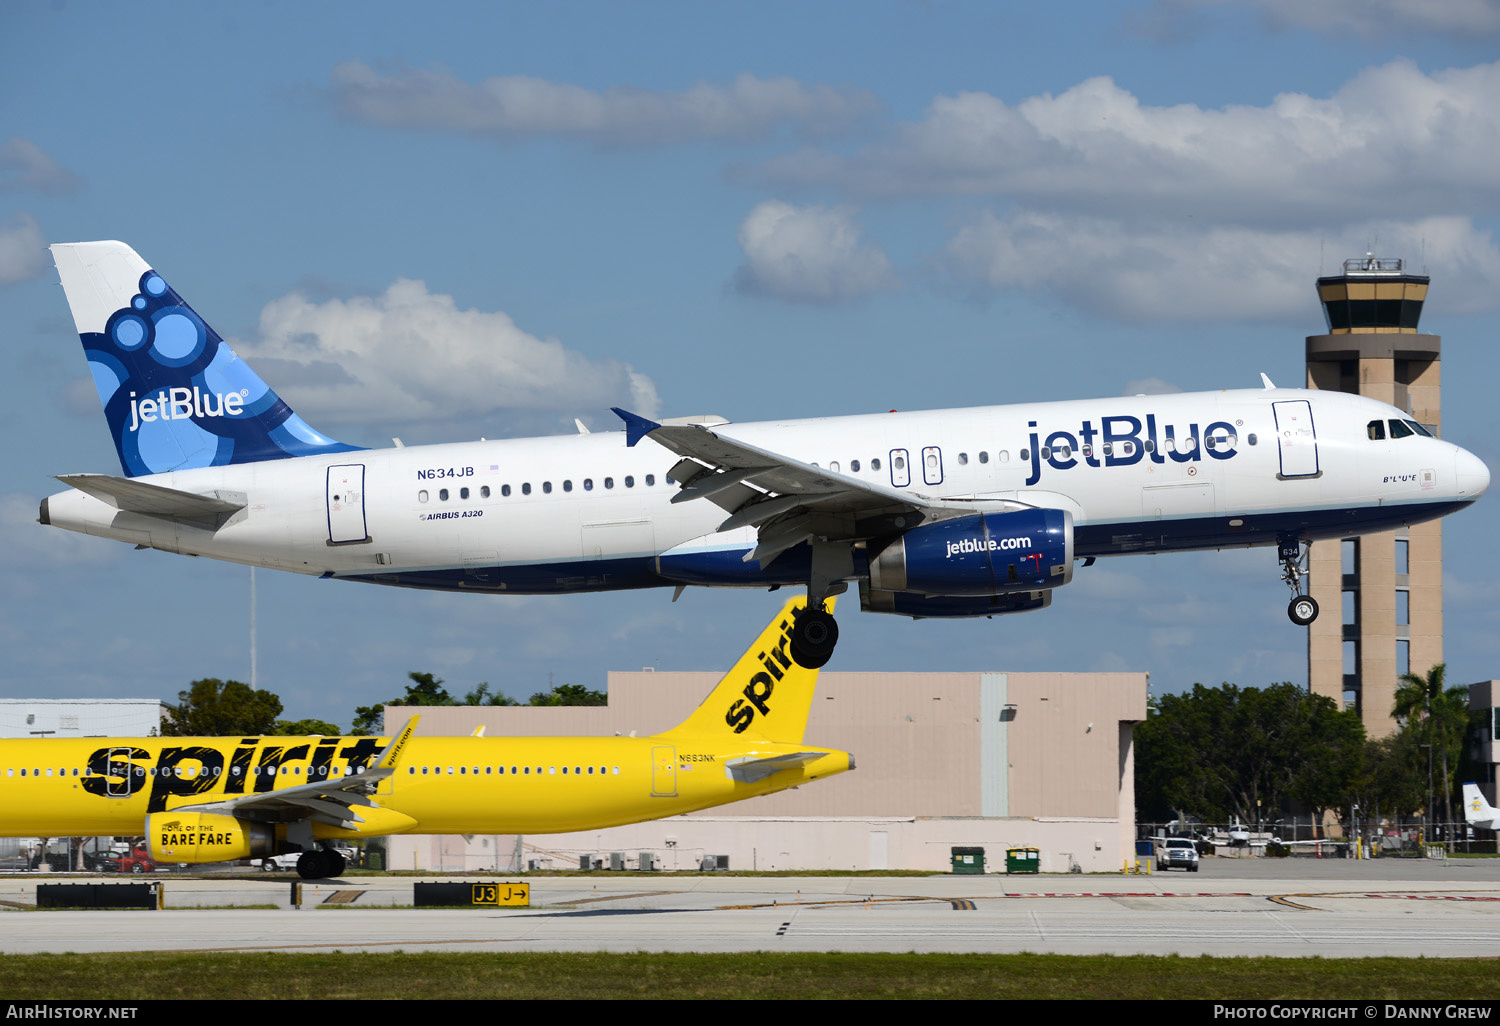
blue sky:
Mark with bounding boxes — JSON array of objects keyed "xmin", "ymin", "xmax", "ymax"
[{"xmin": 3, "ymin": 0, "xmax": 1499, "ymax": 729}]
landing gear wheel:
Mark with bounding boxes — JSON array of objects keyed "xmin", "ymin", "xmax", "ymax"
[
  {"xmin": 296, "ymin": 851, "xmax": 327, "ymax": 880},
  {"xmin": 1288, "ymin": 595, "xmax": 1319, "ymax": 626},
  {"xmin": 324, "ymin": 850, "xmax": 347, "ymax": 878},
  {"xmin": 789, "ymin": 608, "xmax": 839, "ymax": 669}
]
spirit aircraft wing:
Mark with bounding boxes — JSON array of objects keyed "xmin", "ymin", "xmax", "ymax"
[
  {"xmin": 612, "ymin": 408, "xmax": 1024, "ymax": 565},
  {"xmin": 172, "ymin": 717, "xmax": 421, "ymax": 831}
]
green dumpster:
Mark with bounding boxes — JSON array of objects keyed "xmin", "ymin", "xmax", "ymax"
[
  {"xmin": 1006, "ymin": 847, "xmax": 1040, "ymax": 874},
  {"xmin": 367, "ymin": 850, "xmax": 385, "ymax": 871},
  {"xmin": 950, "ymin": 847, "xmax": 985, "ymax": 874}
]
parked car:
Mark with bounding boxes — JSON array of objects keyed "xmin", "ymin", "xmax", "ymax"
[
  {"xmin": 95, "ymin": 847, "xmax": 156, "ymax": 874},
  {"xmin": 1158, "ymin": 837, "xmax": 1200, "ymax": 872}
]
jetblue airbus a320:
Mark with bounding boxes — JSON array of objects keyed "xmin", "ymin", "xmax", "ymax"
[{"xmin": 40, "ymin": 242, "xmax": 1490, "ymax": 667}]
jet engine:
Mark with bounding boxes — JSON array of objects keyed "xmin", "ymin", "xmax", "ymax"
[
  {"xmin": 868, "ymin": 508, "xmax": 1073, "ymax": 598},
  {"xmin": 145, "ymin": 811, "xmax": 275, "ymax": 864}
]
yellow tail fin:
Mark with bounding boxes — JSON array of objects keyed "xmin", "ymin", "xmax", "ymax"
[{"xmin": 666, "ymin": 596, "xmax": 831, "ymax": 744}]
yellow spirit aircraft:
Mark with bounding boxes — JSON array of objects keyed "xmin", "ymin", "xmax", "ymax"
[{"xmin": 0, "ymin": 598, "xmax": 850, "ymax": 878}]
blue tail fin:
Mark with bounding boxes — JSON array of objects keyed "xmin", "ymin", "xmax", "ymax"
[{"xmin": 51, "ymin": 241, "xmax": 361, "ymax": 478}]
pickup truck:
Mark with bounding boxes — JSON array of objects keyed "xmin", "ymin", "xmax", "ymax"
[{"xmin": 1158, "ymin": 837, "xmax": 1200, "ymax": 872}]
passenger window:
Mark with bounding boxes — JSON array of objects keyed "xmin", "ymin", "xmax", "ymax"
[
  {"xmin": 998, "ymin": 450, "xmax": 1009, "ymax": 463},
  {"xmin": 958, "ymin": 453, "xmax": 968, "ymax": 465},
  {"xmin": 851, "ymin": 459, "xmax": 861, "ymax": 472},
  {"xmin": 1389, "ymin": 420, "xmax": 1414, "ymax": 439},
  {"xmin": 564, "ymin": 480, "xmax": 573, "ymax": 492},
  {"xmin": 625, "ymin": 476, "xmax": 634, "ymax": 487},
  {"xmin": 460, "ymin": 487, "xmax": 470, "ymax": 499},
  {"xmin": 829, "ymin": 461, "xmax": 840, "ymax": 473},
  {"xmin": 543, "ymin": 481, "xmax": 552, "ymax": 494},
  {"xmin": 439, "ymin": 488, "xmax": 449, "ymax": 501},
  {"xmin": 418, "ymin": 490, "xmax": 429, "ymax": 503},
  {"xmin": 871, "ymin": 458, "xmax": 882, "ymax": 471},
  {"xmin": 646, "ymin": 474, "xmax": 656, "ymax": 486},
  {"xmin": 502, "ymin": 484, "xmax": 511, "ymax": 497},
  {"xmin": 1040, "ymin": 447, "xmax": 1050, "ymax": 460},
  {"xmin": 584, "ymin": 479, "xmax": 593, "ymax": 491},
  {"xmin": 522, "ymin": 483, "xmax": 532, "ymax": 495},
  {"xmin": 1368, "ymin": 420, "xmax": 1386, "ymax": 440},
  {"xmin": 893, "ymin": 456, "xmax": 905, "ymax": 470},
  {"xmin": 979, "ymin": 452, "xmax": 989, "ymax": 464},
  {"xmin": 605, "ymin": 477, "xmax": 614, "ymax": 489},
  {"xmin": 481, "ymin": 486, "xmax": 490, "ymax": 498}
]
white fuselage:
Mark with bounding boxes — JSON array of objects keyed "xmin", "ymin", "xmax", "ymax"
[{"xmin": 41, "ymin": 387, "xmax": 1489, "ymax": 597}]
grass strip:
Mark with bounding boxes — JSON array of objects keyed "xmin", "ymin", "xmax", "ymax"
[{"xmin": 0, "ymin": 952, "xmax": 1495, "ymax": 1000}]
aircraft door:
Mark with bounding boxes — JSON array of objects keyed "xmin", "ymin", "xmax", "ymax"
[
  {"xmin": 326, "ymin": 465, "xmax": 370, "ymax": 544},
  {"xmin": 107, "ymin": 747, "xmax": 136, "ymax": 798},
  {"xmin": 650, "ymin": 745, "xmax": 677, "ymax": 797},
  {"xmin": 889, "ymin": 449, "xmax": 910, "ymax": 488},
  {"xmin": 1272, "ymin": 401, "xmax": 1320, "ymax": 478},
  {"xmin": 921, "ymin": 446, "xmax": 943, "ymax": 486}
]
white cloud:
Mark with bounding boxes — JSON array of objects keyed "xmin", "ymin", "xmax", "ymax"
[
  {"xmin": 238, "ymin": 279, "xmax": 660, "ymax": 436},
  {"xmin": 0, "ymin": 138, "xmax": 81, "ymax": 196},
  {"xmin": 732, "ymin": 200, "xmax": 896, "ymax": 304},
  {"xmin": 758, "ymin": 60, "xmax": 1500, "ymax": 228},
  {"xmin": 328, "ymin": 62, "xmax": 880, "ymax": 146},
  {"xmin": 0, "ymin": 212, "xmax": 48, "ymax": 287},
  {"xmin": 943, "ymin": 211, "xmax": 1500, "ymax": 321}
]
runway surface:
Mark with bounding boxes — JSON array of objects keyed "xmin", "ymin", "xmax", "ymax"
[{"xmin": 5, "ymin": 856, "xmax": 1499, "ymax": 957}]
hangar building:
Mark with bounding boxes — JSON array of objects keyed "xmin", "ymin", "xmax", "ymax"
[{"xmin": 384, "ymin": 669, "xmax": 1147, "ymax": 874}]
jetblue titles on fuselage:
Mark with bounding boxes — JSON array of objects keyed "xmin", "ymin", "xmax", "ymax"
[{"xmin": 1024, "ymin": 414, "xmax": 1237, "ymax": 486}]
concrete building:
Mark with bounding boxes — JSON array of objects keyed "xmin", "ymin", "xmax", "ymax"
[
  {"xmin": 1305, "ymin": 255, "xmax": 1441, "ymax": 737},
  {"xmin": 0, "ymin": 698, "xmax": 166, "ymax": 739},
  {"xmin": 384, "ymin": 668, "xmax": 1147, "ymax": 874}
]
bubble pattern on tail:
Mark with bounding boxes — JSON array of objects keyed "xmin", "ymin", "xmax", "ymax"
[{"xmin": 83, "ymin": 268, "xmax": 360, "ymax": 476}]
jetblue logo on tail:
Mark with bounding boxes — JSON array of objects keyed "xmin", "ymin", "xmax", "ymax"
[
  {"xmin": 127, "ymin": 387, "xmax": 248, "ymax": 431},
  {"xmin": 60, "ymin": 252, "xmax": 361, "ymax": 477}
]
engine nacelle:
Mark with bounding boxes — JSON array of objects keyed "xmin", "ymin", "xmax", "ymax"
[
  {"xmin": 145, "ymin": 811, "xmax": 275, "ymax": 864},
  {"xmin": 868, "ymin": 509, "xmax": 1073, "ymax": 597},
  {"xmin": 861, "ymin": 585, "xmax": 1052, "ymax": 619}
]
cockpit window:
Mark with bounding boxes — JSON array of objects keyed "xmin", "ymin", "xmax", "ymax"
[
  {"xmin": 1388, "ymin": 419, "xmax": 1414, "ymax": 439},
  {"xmin": 1368, "ymin": 420, "xmax": 1385, "ymax": 440},
  {"xmin": 1405, "ymin": 420, "xmax": 1433, "ymax": 438}
]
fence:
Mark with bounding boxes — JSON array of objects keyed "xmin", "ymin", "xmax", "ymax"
[{"xmin": 1138, "ymin": 821, "xmax": 1496, "ymax": 857}]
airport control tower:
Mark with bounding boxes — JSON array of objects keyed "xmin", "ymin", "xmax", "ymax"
[{"xmin": 1305, "ymin": 255, "xmax": 1441, "ymax": 737}]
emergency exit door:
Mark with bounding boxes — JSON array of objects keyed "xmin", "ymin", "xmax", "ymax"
[{"xmin": 1273, "ymin": 401, "xmax": 1320, "ymax": 478}]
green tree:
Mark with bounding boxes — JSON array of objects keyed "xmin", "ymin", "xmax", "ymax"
[
  {"xmin": 270, "ymin": 718, "xmax": 342, "ymax": 736},
  {"xmin": 1392, "ymin": 663, "xmax": 1468, "ymax": 829},
  {"xmin": 527, "ymin": 683, "xmax": 608, "ymax": 707},
  {"xmin": 161, "ymin": 678, "xmax": 283, "ymax": 736},
  {"xmin": 1135, "ymin": 681, "xmax": 1365, "ymax": 828}
]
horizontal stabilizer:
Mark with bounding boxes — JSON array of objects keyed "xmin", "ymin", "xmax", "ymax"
[
  {"xmin": 725, "ymin": 751, "xmax": 828, "ymax": 784},
  {"xmin": 57, "ymin": 473, "xmax": 246, "ymax": 520}
]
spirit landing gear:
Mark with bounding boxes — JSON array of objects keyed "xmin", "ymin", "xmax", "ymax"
[
  {"xmin": 295, "ymin": 847, "xmax": 348, "ymax": 880},
  {"xmin": 1279, "ymin": 538, "xmax": 1319, "ymax": 626}
]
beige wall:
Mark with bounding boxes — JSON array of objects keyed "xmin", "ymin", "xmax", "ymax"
[{"xmin": 384, "ymin": 669, "xmax": 1147, "ymax": 872}]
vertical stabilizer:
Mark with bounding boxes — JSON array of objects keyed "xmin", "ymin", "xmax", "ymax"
[
  {"xmin": 1463, "ymin": 783, "xmax": 1500, "ymax": 830},
  {"xmin": 50, "ymin": 241, "xmax": 360, "ymax": 477},
  {"xmin": 667, "ymin": 597, "xmax": 832, "ymax": 744}
]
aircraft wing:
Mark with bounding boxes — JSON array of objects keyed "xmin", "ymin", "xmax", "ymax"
[
  {"xmin": 175, "ymin": 718, "xmax": 420, "ymax": 830},
  {"xmin": 56, "ymin": 473, "xmax": 246, "ymax": 523},
  {"xmin": 613, "ymin": 408, "xmax": 1025, "ymax": 565}
]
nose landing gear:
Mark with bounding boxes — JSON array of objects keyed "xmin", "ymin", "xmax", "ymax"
[{"xmin": 1279, "ymin": 538, "xmax": 1319, "ymax": 626}]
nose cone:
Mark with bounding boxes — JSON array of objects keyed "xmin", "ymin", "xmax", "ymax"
[{"xmin": 1456, "ymin": 447, "xmax": 1490, "ymax": 500}]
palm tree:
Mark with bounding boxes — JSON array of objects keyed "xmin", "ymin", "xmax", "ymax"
[{"xmin": 1392, "ymin": 664, "xmax": 1469, "ymax": 834}]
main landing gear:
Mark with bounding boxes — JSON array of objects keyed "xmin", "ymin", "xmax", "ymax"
[
  {"xmin": 789, "ymin": 605, "xmax": 839, "ymax": 669},
  {"xmin": 787, "ymin": 541, "xmax": 850, "ymax": 669},
  {"xmin": 1279, "ymin": 538, "xmax": 1319, "ymax": 626},
  {"xmin": 295, "ymin": 847, "xmax": 347, "ymax": 880}
]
